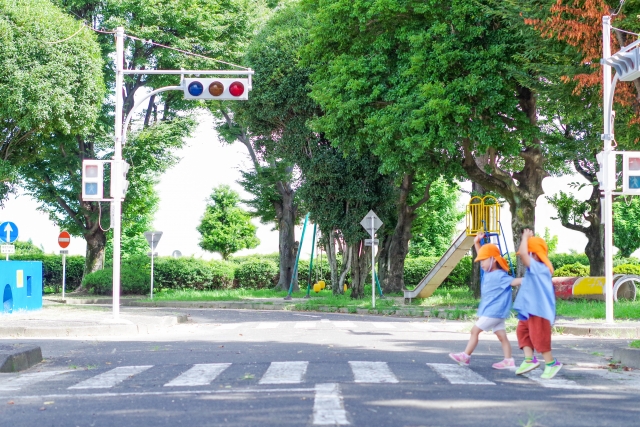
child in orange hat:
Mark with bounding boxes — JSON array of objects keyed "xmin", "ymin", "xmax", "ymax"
[
  {"xmin": 449, "ymin": 232, "xmax": 515, "ymax": 369},
  {"xmin": 512, "ymin": 229, "xmax": 562, "ymax": 379}
]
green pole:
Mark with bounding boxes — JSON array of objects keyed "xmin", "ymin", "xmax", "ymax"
[
  {"xmin": 285, "ymin": 213, "xmax": 309, "ymax": 300},
  {"xmin": 304, "ymin": 223, "xmax": 318, "ymax": 298},
  {"xmin": 374, "ymin": 270, "xmax": 384, "ymax": 298}
]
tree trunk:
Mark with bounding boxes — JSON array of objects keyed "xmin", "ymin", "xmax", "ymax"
[
  {"xmin": 325, "ymin": 231, "xmax": 340, "ymax": 294},
  {"xmin": 275, "ymin": 187, "xmax": 296, "ymax": 290},
  {"xmin": 377, "ymin": 233, "xmax": 392, "ymax": 290},
  {"xmin": 385, "ymin": 173, "xmax": 431, "ymax": 293},
  {"xmin": 338, "ymin": 239, "xmax": 352, "ymax": 294},
  {"xmin": 349, "ymin": 241, "xmax": 371, "ymax": 300},
  {"xmin": 79, "ymin": 228, "xmax": 106, "ymax": 291}
]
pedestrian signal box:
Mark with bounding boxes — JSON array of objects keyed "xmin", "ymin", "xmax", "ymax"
[
  {"xmin": 183, "ymin": 78, "xmax": 250, "ymax": 100},
  {"xmin": 623, "ymin": 152, "xmax": 640, "ymax": 195},
  {"xmin": 82, "ymin": 160, "xmax": 104, "ymax": 200}
]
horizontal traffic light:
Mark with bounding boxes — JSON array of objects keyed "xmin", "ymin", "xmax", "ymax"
[
  {"xmin": 183, "ymin": 78, "xmax": 250, "ymax": 100},
  {"xmin": 601, "ymin": 49, "xmax": 640, "ymax": 82}
]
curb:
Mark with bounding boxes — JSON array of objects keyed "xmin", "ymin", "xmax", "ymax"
[
  {"xmin": 0, "ymin": 314, "xmax": 188, "ymax": 338},
  {"xmin": 613, "ymin": 347, "xmax": 640, "ymax": 369},
  {"xmin": 555, "ymin": 324, "xmax": 640, "ymax": 338},
  {"xmin": 0, "ymin": 344, "xmax": 42, "ymax": 372}
]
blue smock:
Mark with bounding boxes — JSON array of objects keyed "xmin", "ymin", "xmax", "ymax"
[
  {"xmin": 477, "ymin": 269, "xmax": 513, "ymax": 319},
  {"xmin": 513, "ymin": 259, "xmax": 556, "ymax": 324}
]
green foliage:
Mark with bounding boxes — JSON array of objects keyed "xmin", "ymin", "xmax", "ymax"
[
  {"xmin": 403, "ymin": 256, "xmax": 472, "ymax": 289},
  {"xmin": 613, "ymin": 197, "xmax": 640, "ymax": 258},
  {"xmin": 613, "ymin": 256, "xmax": 640, "ymax": 267},
  {"xmin": 228, "ymin": 253, "xmax": 280, "ymax": 265},
  {"xmin": 613, "ymin": 264, "xmax": 640, "ymax": 276},
  {"xmin": 542, "ymin": 228, "xmax": 559, "ymax": 255},
  {"xmin": 409, "ymin": 178, "xmax": 464, "ymax": 258},
  {"xmin": 83, "ymin": 266, "xmax": 149, "ymax": 295},
  {"xmin": 12, "ymin": 253, "xmax": 85, "ymax": 293},
  {"xmin": 553, "ymin": 263, "xmax": 590, "ymax": 278},
  {"xmin": 234, "ymin": 259, "xmax": 278, "ymax": 289},
  {"xmin": 197, "ymin": 185, "xmax": 260, "ymax": 259},
  {"xmin": 13, "ymin": 240, "xmax": 44, "ymax": 256},
  {"xmin": 549, "ymin": 253, "xmax": 590, "ymax": 269},
  {"xmin": 154, "ymin": 257, "xmax": 235, "ymax": 291},
  {"xmin": 630, "ymin": 340, "xmax": 640, "ymax": 349}
]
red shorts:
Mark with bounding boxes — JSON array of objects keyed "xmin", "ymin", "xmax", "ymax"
[{"xmin": 517, "ymin": 315, "xmax": 552, "ymax": 353}]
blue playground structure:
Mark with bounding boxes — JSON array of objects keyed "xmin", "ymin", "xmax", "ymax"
[{"xmin": 0, "ymin": 261, "xmax": 43, "ymax": 314}]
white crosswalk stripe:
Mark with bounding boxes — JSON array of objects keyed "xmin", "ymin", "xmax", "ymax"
[
  {"xmin": 294, "ymin": 322, "xmax": 316, "ymax": 329},
  {"xmin": 68, "ymin": 366, "xmax": 152, "ymax": 389},
  {"xmin": 0, "ymin": 370, "xmax": 70, "ymax": 391},
  {"xmin": 164, "ymin": 363, "xmax": 231, "ymax": 387},
  {"xmin": 349, "ymin": 361, "xmax": 399, "ymax": 383},
  {"xmin": 313, "ymin": 383, "xmax": 350, "ymax": 425},
  {"xmin": 523, "ymin": 368, "xmax": 588, "ymax": 390},
  {"xmin": 259, "ymin": 361, "xmax": 309, "ymax": 384},
  {"xmin": 215, "ymin": 324, "xmax": 239, "ymax": 330},
  {"xmin": 332, "ymin": 321, "xmax": 357, "ymax": 328},
  {"xmin": 370, "ymin": 322, "xmax": 395, "ymax": 329},
  {"xmin": 427, "ymin": 363, "xmax": 495, "ymax": 385},
  {"xmin": 256, "ymin": 322, "xmax": 280, "ymax": 329}
]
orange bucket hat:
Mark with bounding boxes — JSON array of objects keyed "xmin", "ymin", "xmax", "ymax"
[
  {"xmin": 527, "ymin": 236, "xmax": 554, "ymax": 274},
  {"xmin": 474, "ymin": 243, "xmax": 510, "ymax": 272}
]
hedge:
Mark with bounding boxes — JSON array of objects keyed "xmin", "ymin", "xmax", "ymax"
[
  {"xmin": 153, "ymin": 257, "xmax": 234, "ymax": 290},
  {"xmin": 553, "ymin": 263, "xmax": 590, "ymax": 277},
  {"xmin": 613, "ymin": 264, "xmax": 640, "ymax": 275},
  {"xmin": 12, "ymin": 254, "xmax": 85, "ymax": 292},
  {"xmin": 403, "ymin": 256, "xmax": 472, "ymax": 289},
  {"xmin": 234, "ymin": 259, "xmax": 278, "ymax": 289},
  {"xmin": 548, "ymin": 253, "xmax": 589, "ymax": 269}
]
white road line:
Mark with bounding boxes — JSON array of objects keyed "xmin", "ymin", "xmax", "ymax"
[
  {"xmin": 0, "ymin": 370, "xmax": 70, "ymax": 391},
  {"xmin": 164, "ymin": 363, "xmax": 231, "ymax": 387},
  {"xmin": 256, "ymin": 322, "xmax": 280, "ymax": 329},
  {"xmin": 259, "ymin": 361, "xmax": 308, "ymax": 384},
  {"xmin": 313, "ymin": 383, "xmax": 350, "ymax": 425},
  {"xmin": 332, "ymin": 321, "xmax": 357, "ymax": 328},
  {"xmin": 427, "ymin": 363, "xmax": 495, "ymax": 385},
  {"xmin": 349, "ymin": 361, "xmax": 399, "ymax": 383},
  {"xmin": 370, "ymin": 322, "xmax": 395, "ymax": 329},
  {"xmin": 216, "ymin": 324, "xmax": 239, "ymax": 330},
  {"xmin": 295, "ymin": 322, "xmax": 316, "ymax": 329},
  {"xmin": 12, "ymin": 387, "xmax": 316, "ymax": 400},
  {"xmin": 410, "ymin": 323, "xmax": 430, "ymax": 330},
  {"xmin": 523, "ymin": 368, "xmax": 589, "ymax": 390},
  {"xmin": 68, "ymin": 365, "xmax": 152, "ymax": 389}
]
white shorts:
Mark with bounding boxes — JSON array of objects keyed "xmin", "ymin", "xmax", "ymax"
[{"xmin": 475, "ymin": 316, "xmax": 506, "ymax": 332}]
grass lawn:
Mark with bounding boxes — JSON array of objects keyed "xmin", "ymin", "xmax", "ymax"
[
  {"xmin": 556, "ymin": 299, "xmax": 640, "ymax": 320},
  {"xmin": 630, "ymin": 340, "xmax": 640, "ymax": 348}
]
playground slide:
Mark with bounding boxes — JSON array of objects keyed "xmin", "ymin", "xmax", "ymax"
[{"xmin": 403, "ymin": 231, "xmax": 475, "ymax": 301}]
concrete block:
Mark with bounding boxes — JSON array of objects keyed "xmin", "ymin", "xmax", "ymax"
[
  {"xmin": 613, "ymin": 347, "xmax": 640, "ymax": 369},
  {"xmin": 0, "ymin": 344, "xmax": 42, "ymax": 372},
  {"xmin": 1, "ymin": 261, "xmax": 43, "ymax": 313}
]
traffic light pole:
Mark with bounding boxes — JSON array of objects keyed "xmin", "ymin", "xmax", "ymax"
[{"xmin": 602, "ymin": 16, "xmax": 615, "ymax": 324}]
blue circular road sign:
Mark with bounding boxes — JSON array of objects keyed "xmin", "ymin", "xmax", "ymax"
[{"xmin": 0, "ymin": 221, "xmax": 18, "ymax": 243}]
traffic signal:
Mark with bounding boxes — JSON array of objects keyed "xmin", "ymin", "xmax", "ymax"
[
  {"xmin": 601, "ymin": 49, "xmax": 640, "ymax": 82},
  {"xmin": 183, "ymin": 77, "xmax": 250, "ymax": 100},
  {"xmin": 595, "ymin": 151, "xmax": 616, "ymax": 190},
  {"xmin": 110, "ymin": 160, "xmax": 130, "ymax": 200},
  {"xmin": 622, "ymin": 152, "xmax": 640, "ymax": 195},
  {"xmin": 596, "ymin": 151, "xmax": 605, "ymax": 187},
  {"xmin": 82, "ymin": 160, "xmax": 104, "ymax": 200}
]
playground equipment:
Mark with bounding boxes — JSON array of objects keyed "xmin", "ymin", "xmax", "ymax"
[
  {"xmin": 404, "ymin": 196, "xmax": 510, "ymax": 302},
  {"xmin": 1, "ymin": 261, "xmax": 43, "ymax": 314},
  {"xmin": 553, "ymin": 275, "xmax": 637, "ymax": 301}
]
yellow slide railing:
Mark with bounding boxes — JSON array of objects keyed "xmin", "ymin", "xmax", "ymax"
[{"xmin": 466, "ymin": 195, "xmax": 500, "ymax": 236}]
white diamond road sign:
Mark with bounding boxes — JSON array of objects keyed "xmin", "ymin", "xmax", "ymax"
[
  {"xmin": 360, "ymin": 210, "xmax": 382, "ymax": 236},
  {"xmin": 144, "ymin": 231, "xmax": 163, "ymax": 250}
]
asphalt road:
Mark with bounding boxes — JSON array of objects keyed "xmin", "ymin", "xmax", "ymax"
[{"xmin": 1, "ymin": 309, "xmax": 638, "ymax": 427}]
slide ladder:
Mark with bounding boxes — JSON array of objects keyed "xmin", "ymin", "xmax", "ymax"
[{"xmin": 403, "ymin": 196, "xmax": 504, "ymax": 301}]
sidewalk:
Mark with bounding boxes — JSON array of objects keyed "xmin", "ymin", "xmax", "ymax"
[{"xmin": 0, "ymin": 301, "xmax": 188, "ymax": 338}]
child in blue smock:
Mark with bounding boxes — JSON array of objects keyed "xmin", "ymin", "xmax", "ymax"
[
  {"xmin": 449, "ymin": 232, "xmax": 515, "ymax": 369},
  {"xmin": 511, "ymin": 229, "xmax": 562, "ymax": 379}
]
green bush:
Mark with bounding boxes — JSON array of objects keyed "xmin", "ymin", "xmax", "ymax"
[
  {"xmin": 228, "ymin": 253, "xmax": 280, "ymax": 265},
  {"xmin": 403, "ymin": 256, "xmax": 472, "ymax": 289},
  {"xmin": 83, "ymin": 256, "xmax": 150, "ymax": 295},
  {"xmin": 613, "ymin": 257, "xmax": 640, "ymax": 267},
  {"xmin": 549, "ymin": 253, "xmax": 589, "ymax": 269},
  {"xmin": 553, "ymin": 263, "xmax": 590, "ymax": 277},
  {"xmin": 234, "ymin": 259, "xmax": 278, "ymax": 289},
  {"xmin": 12, "ymin": 254, "xmax": 85, "ymax": 292},
  {"xmin": 613, "ymin": 264, "xmax": 640, "ymax": 275},
  {"xmin": 154, "ymin": 257, "xmax": 234, "ymax": 290},
  {"xmin": 296, "ymin": 258, "xmax": 332, "ymax": 288}
]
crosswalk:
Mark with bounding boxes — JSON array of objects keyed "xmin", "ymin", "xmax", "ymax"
[
  {"xmin": 211, "ymin": 321, "xmax": 420, "ymax": 330},
  {"xmin": 0, "ymin": 361, "xmax": 592, "ymax": 393}
]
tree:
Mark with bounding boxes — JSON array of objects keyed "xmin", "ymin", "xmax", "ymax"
[
  {"xmin": 613, "ymin": 197, "xmax": 640, "ymax": 258},
  {"xmin": 0, "ymin": 0, "xmax": 104, "ymax": 201},
  {"xmin": 197, "ymin": 185, "xmax": 259, "ymax": 260}
]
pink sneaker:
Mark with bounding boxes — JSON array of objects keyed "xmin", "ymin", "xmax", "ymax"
[
  {"xmin": 492, "ymin": 358, "xmax": 516, "ymax": 369},
  {"xmin": 448, "ymin": 352, "xmax": 470, "ymax": 366}
]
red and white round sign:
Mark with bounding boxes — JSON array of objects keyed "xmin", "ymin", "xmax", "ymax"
[{"xmin": 58, "ymin": 231, "xmax": 71, "ymax": 248}]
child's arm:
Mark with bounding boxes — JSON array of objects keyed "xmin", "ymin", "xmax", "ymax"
[
  {"xmin": 517, "ymin": 229, "xmax": 534, "ymax": 268},
  {"xmin": 511, "ymin": 278, "xmax": 522, "ymax": 287},
  {"xmin": 474, "ymin": 232, "xmax": 485, "ymax": 252}
]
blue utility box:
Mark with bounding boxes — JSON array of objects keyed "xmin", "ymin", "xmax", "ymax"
[{"xmin": 0, "ymin": 261, "xmax": 43, "ymax": 313}]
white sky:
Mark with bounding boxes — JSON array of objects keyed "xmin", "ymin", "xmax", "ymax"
[{"xmin": 0, "ymin": 115, "xmax": 615, "ymax": 260}]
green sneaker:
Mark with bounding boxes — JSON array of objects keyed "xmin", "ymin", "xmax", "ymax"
[
  {"xmin": 540, "ymin": 360, "xmax": 563, "ymax": 379},
  {"xmin": 515, "ymin": 357, "xmax": 540, "ymax": 375}
]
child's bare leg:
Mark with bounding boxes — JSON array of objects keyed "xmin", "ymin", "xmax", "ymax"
[
  {"xmin": 494, "ymin": 330, "xmax": 512, "ymax": 359},
  {"xmin": 541, "ymin": 351, "xmax": 553, "ymax": 363},
  {"xmin": 464, "ymin": 326, "xmax": 482, "ymax": 355},
  {"xmin": 522, "ymin": 346, "xmax": 534, "ymax": 358}
]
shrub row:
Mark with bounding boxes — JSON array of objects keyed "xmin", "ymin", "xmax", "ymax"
[
  {"xmin": 12, "ymin": 254, "xmax": 85, "ymax": 292},
  {"xmin": 403, "ymin": 256, "xmax": 472, "ymax": 289},
  {"xmin": 552, "ymin": 263, "xmax": 640, "ymax": 277}
]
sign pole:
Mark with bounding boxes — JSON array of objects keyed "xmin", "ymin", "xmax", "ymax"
[
  {"xmin": 112, "ymin": 26, "xmax": 124, "ymax": 320},
  {"xmin": 150, "ymin": 232, "xmax": 155, "ymax": 299},
  {"xmin": 62, "ymin": 254, "xmax": 66, "ymax": 299},
  {"xmin": 602, "ymin": 15, "xmax": 614, "ymax": 324},
  {"xmin": 371, "ymin": 215, "xmax": 375, "ymax": 309}
]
